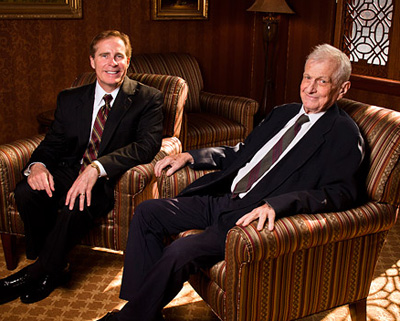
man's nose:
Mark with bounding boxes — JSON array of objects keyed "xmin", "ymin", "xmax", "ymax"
[
  {"xmin": 108, "ymin": 57, "xmax": 118, "ymax": 65},
  {"xmin": 306, "ymin": 81, "xmax": 317, "ymax": 93}
]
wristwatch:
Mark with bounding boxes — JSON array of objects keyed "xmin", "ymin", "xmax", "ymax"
[{"xmin": 90, "ymin": 162, "xmax": 101, "ymax": 177}]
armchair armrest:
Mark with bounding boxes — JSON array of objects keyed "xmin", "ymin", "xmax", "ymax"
[
  {"xmin": 116, "ymin": 140, "xmax": 179, "ymax": 201},
  {"xmin": 0, "ymin": 135, "xmax": 44, "ymax": 230},
  {"xmin": 157, "ymin": 165, "xmax": 216, "ymax": 199},
  {"xmin": 114, "ymin": 162, "xmax": 155, "ymax": 200},
  {"xmin": 226, "ymin": 202, "xmax": 398, "ymax": 264},
  {"xmin": 200, "ymin": 91, "xmax": 259, "ymax": 136},
  {"xmin": 114, "ymin": 137, "xmax": 182, "ymax": 210}
]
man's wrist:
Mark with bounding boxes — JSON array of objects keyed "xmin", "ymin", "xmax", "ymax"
[
  {"xmin": 90, "ymin": 162, "xmax": 101, "ymax": 177},
  {"xmin": 184, "ymin": 152, "xmax": 195, "ymax": 165},
  {"xmin": 24, "ymin": 162, "xmax": 46, "ymax": 176}
]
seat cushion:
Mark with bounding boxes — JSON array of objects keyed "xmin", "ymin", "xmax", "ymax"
[{"xmin": 187, "ymin": 113, "xmax": 245, "ymax": 149}]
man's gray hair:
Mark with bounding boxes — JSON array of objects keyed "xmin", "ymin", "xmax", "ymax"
[{"xmin": 306, "ymin": 44, "xmax": 352, "ymax": 85}]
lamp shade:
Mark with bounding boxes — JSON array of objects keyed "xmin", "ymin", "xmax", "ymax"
[{"xmin": 247, "ymin": 0, "xmax": 294, "ymax": 14}]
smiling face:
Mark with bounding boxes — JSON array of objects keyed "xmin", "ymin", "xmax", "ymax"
[
  {"xmin": 300, "ymin": 59, "xmax": 350, "ymax": 114},
  {"xmin": 90, "ymin": 36, "xmax": 130, "ymax": 93}
]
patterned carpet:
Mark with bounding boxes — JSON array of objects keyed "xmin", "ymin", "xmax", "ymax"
[{"xmin": 0, "ymin": 216, "xmax": 399, "ymax": 321}]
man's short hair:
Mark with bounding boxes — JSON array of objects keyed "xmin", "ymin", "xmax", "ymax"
[
  {"xmin": 306, "ymin": 44, "xmax": 351, "ymax": 86},
  {"xmin": 90, "ymin": 30, "xmax": 132, "ymax": 59}
]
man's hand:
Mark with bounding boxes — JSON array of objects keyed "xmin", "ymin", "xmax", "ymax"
[
  {"xmin": 154, "ymin": 152, "xmax": 194, "ymax": 177},
  {"xmin": 65, "ymin": 165, "xmax": 99, "ymax": 211},
  {"xmin": 236, "ymin": 202, "xmax": 276, "ymax": 231},
  {"xmin": 27, "ymin": 163, "xmax": 55, "ymax": 198}
]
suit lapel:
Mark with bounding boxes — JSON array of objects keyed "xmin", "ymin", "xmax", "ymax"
[
  {"xmin": 223, "ymin": 104, "xmax": 302, "ymax": 178},
  {"xmin": 98, "ymin": 77, "xmax": 138, "ymax": 155},
  {"xmin": 245, "ymin": 104, "xmax": 339, "ymax": 200}
]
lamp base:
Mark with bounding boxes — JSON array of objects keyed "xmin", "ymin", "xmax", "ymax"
[{"xmin": 262, "ymin": 14, "xmax": 279, "ymax": 42}]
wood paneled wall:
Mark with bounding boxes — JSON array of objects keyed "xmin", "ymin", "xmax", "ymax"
[
  {"xmin": 0, "ymin": 0, "xmax": 260, "ymax": 144},
  {"xmin": 0, "ymin": 0, "xmax": 396, "ymax": 144}
]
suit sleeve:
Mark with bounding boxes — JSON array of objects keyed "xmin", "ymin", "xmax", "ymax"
[
  {"xmin": 188, "ymin": 144, "xmax": 243, "ymax": 170},
  {"xmin": 27, "ymin": 88, "xmax": 86, "ymax": 170}
]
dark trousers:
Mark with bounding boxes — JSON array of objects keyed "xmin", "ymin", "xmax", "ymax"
[
  {"xmin": 14, "ymin": 165, "xmax": 114, "ymax": 275},
  {"xmin": 118, "ymin": 194, "xmax": 240, "ymax": 321}
]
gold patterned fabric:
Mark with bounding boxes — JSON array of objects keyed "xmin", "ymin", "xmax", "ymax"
[
  {"xmin": 130, "ymin": 53, "xmax": 259, "ymax": 150},
  {"xmin": 130, "ymin": 53, "xmax": 202, "ymax": 113},
  {"xmin": 0, "ymin": 73, "xmax": 187, "ymax": 269},
  {"xmin": 157, "ymin": 99, "xmax": 400, "ymax": 321}
]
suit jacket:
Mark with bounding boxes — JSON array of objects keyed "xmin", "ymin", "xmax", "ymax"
[
  {"xmin": 28, "ymin": 76, "xmax": 164, "ymax": 183},
  {"xmin": 183, "ymin": 103, "xmax": 365, "ymax": 224}
]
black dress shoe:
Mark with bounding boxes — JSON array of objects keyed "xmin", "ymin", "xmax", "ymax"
[
  {"xmin": 97, "ymin": 310, "xmax": 119, "ymax": 321},
  {"xmin": 20, "ymin": 266, "xmax": 70, "ymax": 304},
  {"xmin": 0, "ymin": 266, "xmax": 35, "ymax": 305}
]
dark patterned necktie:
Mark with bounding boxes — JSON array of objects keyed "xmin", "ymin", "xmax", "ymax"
[
  {"xmin": 81, "ymin": 94, "xmax": 113, "ymax": 170},
  {"xmin": 232, "ymin": 114, "xmax": 310, "ymax": 198}
]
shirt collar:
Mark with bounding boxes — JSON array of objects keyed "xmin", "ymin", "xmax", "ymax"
[
  {"xmin": 300, "ymin": 105, "xmax": 326, "ymax": 123},
  {"xmin": 94, "ymin": 82, "xmax": 121, "ymax": 108}
]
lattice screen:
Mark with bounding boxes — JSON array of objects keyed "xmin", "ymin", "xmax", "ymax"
[{"xmin": 340, "ymin": 0, "xmax": 394, "ymax": 77}]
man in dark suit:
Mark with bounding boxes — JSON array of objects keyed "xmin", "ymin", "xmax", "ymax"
[
  {"xmin": 0, "ymin": 30, "xmax": 163, "ymax": 305},
  {"xmin": 98, "ymin": 44, "xmax": 366, "ymax": 321}
]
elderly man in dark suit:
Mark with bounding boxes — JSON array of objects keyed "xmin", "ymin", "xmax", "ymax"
[
  {"xmin": 98, "ymin": 44, "xmax": 366, "ymax": 321},
  {"xmin": 0, "ymin": 30, "xmax": 163, "ymax": 305}
]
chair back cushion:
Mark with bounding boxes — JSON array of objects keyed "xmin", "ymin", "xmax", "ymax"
[
  {"xmin": 71, "ymin": 72, "xmax": 188, "ymax": 138},
  {"xmin": 338, "ymin": 98, "xmax": 400, "ymax": 205},
  {"xmin": 130, "ymin": 53, "xmax": 203, "ymax": 113}
]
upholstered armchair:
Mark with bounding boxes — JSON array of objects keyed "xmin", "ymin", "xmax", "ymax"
[
  {"xmin": 0, "ymin": 72, "xmax": 188, "ymax": 270},
  {"xmin": 129, "ymin": 52, "xmax": 259, "ymax": 150},
  {"xmin": 156, "ymin": 98, "xmax": 400, "ymax": 321}
]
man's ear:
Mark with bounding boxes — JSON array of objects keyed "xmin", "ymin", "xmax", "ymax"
[
  {"xmin": 89, "ymin": 56, "xmax": 95, "ymax": 70},
  {"xmin": 338, "ymin": 81, "xmax": 351, "ymax": 99}
]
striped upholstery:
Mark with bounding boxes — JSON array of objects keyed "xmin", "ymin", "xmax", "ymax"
[
  {"xmin": 130, "ymin": 53, "xmax": 202, "ymax": 113},
  {"xmin": 0, "ymin": 74, "xmax": 186, "ymax": 269},
  {"xmin": 157, "ymin": 99, "xmax": 400, "ymax": 320},
  {"xmin": 130, "ymin": 53, "xmax": 259, "ymax": 150},
  {"xmin": 0, "ymin": 135, "xmax": 45, "ymax": 237}
]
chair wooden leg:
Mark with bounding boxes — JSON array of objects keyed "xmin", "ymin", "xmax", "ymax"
[
  {"xmin": 1, "ymin": 233, "xmax": 18, "ymax": 270},
  {"xmin": 349, "ymin": 298, "xmax": 367, "ymax": 321}
]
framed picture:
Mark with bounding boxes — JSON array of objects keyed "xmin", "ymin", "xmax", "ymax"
[
  {"xmin": 151, "ymin": 0, "xmax": 208, "ymax": 20},
  {"xmin": 0, "ymin": 0, "xmax": 82, "ymax": 19}
]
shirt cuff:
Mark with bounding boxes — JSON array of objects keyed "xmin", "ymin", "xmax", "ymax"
[{"xmin": 24, "ymin": 162, "xmax": 46, "ymax": 176}]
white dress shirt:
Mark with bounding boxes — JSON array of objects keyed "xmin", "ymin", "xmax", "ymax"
[
  {"xmin": 231, "ymin": 106, "xmax": 325, "ymax": 198},
  {"xmin": 90, "ymin": 82, "xmax": 120, "ymax": 177}
]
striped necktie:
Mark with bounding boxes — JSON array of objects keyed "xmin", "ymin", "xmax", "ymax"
[
  {"xmin": 232, "ymin": 114, "xmax": 310, "ymax": 198},
  {"xmin": 81, "ymin": 94, "xmax": 113, "ymax": 170}
]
